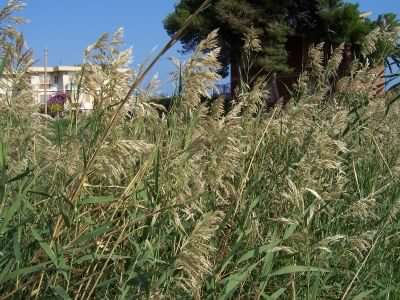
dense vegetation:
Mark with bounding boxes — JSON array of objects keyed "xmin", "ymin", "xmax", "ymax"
[{"xmin": 1, "ymin": 1, "xmax": 400, "ymax": 299}]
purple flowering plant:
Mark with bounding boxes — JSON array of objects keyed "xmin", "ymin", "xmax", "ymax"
[{"xmin": 47, "ymin": 92, "xmax": 67, "ymax": 113}]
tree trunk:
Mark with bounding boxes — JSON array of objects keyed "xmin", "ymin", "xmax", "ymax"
[
  {"xmin": 338, "ymin": 43, "xmax": 353, "ymax": 77},
  {"xmin": 230, "ymin": 53, "xmax": 240, "ymax": 97},
  {"xmin": 269, "ymin": 72, "xmax": 281, "ymax": 106}
]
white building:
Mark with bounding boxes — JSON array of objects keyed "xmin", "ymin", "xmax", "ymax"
[
  {"xmin": 0, "ymin": 65, "xmax": 132, "ymax": 113},
  {"xmin": 29, "ymin": 66, "xmax": 93, "ymax": 111}
]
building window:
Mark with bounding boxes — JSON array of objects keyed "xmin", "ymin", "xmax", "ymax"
[{"xmin": 54, "ymin": 75, "xmax": 59, "ymax": 84}]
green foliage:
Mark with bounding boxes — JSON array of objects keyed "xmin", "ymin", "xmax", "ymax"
[
  {"xmin": 318, "ymin": 0, "xmax": 375, "ymax": 44},
  {"xmin": 163, "ymin": 0, "xmax": 389, "ymax": 80},
  {"xmin": 164, "ymin": 0, "xmax": 296, "ymax": 75}
]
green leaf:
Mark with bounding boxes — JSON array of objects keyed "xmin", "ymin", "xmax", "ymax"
[
  {"xmin": 217, "ymin": 232, "xmax": 245, "ymax": 275},
  {"xmin": 7, "ymin": 167, "xmax": 33, "ymax": 184},
  {"xmin": 0, "ymin": 262, "xmax": 49, "ymax": 284},
  {"xmin": 237, "ymin": 244, "xmax": 273, "ymax": 264},
  {"xmin": 31, "ymin": 228, "xmax": 59, "ymax": 268},
  {"xmin": 249, "ymin": 196, "xmax": 261, "ymax": 211},
  {"xmin": 266, "ymin": 288, "xmax": 287, "ymax": 300},
  {"xmin": 309, "ymin": 272, "xmax": 322, "ymax": 299},
  {"xmin": 57, "ymin": 247, "xmax": 71, "ymax": 281},
  {"xmin": 0, "ymin": 195, "xmax": 22, "ymax": 235},
  {"xmin": 220, "ymin": 262, "xmax": 259, "ymax": 300},
  {"xmin": 271, "ymin": 266, "xmax": 328, "ymax": 276},
  {"xmin": 352, "ymin": 288, "xmax": 376, "ymax": 300},
  {"xmin": 13, "ymin": 227, "xmax": 22, "ymax": 263},
  {"xmin": 258, "ymin": 250, "xmax": 275, "ymax": 293},
  {"xmin": 74, "ymin": 254, "xmax": 96, "ymax": 265},
  {"xmin": 0, "ymin": 142, "xmax": 7, "ymax": 202},
  {"xmin": 154, "ymin": 146, "xmax": 160, "ymax": 198},
  {"xmin": 73, "ymin": 224, "xmax": 112, "ymax": 246},
  {"xmin": 61, "ymin": 209, "xmax": 72, "ymax": 228},
  {"xmin": 52, "ymin": 285, "xmax": 72, "ymax": 300},
  {"xmin": 96, "ymin": 277, "xmax": 117, "ymax": 288},
  {"xmin": 0, "ymin": 56, "xmax": 6, "ymax": 78},
  {"xmin": 283, "ymin": 223, "xmax": 298, "ymax": 240},
  {"xmin": 0, "ymin": 260, "xmax": 14, "ymax": 283}
]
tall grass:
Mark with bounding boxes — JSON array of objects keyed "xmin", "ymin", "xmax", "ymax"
[{"xmin": 1, "ymin": 2, "xmax": 400, "ymax": 299}]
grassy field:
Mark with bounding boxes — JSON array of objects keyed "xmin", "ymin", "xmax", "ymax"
[{"xmin": 1, "ymin": 3, "xmax": 400, "ymax": 300}]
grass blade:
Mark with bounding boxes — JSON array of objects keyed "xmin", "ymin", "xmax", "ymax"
[{"xmin": 271, "ymin": 266, "xmax": 328, "ymax": 277}]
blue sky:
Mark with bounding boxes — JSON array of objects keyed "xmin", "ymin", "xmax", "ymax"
[
  {"xmin": 17, "ymin": 0, "xmax": 400, "ymax": 94},
  {"xmin": 348, "ymin": 0, "xmax": 400, "ymax": 18}
]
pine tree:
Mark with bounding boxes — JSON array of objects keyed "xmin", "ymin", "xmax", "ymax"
[
  {"xmin": 164, "ymin": 0, "xmax": 294, "ymax": 93},
  {"xmin": 164, "ymin": 0, "xmax": 387, "ymax": 96}
]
